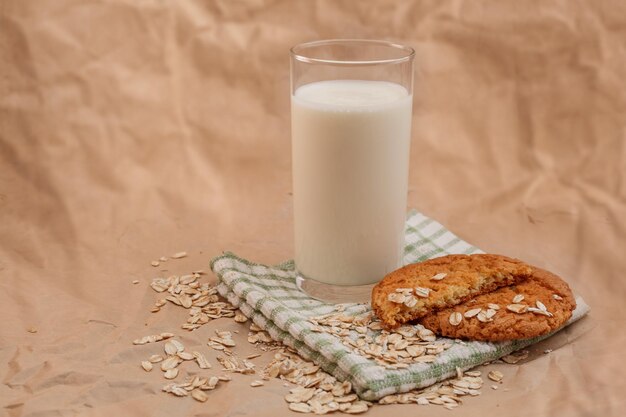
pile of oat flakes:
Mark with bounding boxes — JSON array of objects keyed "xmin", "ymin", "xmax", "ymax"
[{"xmin": 132, "ymin": 253, "xmax": 525, "ymax": 414}]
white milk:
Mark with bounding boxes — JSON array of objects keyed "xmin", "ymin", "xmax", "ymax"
[{"xmin": 291, "ymin": 80, "xmax": 412, "ymax": 285}]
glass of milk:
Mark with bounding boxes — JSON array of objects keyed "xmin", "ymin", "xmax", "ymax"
[{"xmin": 290, "ymin": 39, "xmax": 414, "ymax": 303}]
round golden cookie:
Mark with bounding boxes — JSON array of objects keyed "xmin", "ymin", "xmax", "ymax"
[
  {"xmin": 418, "ymin": 267, "xmax": 576, "ymax": 341},
  {"xmin": 371, "ymin": 254, "xmax": 534, "ymax": 328}
]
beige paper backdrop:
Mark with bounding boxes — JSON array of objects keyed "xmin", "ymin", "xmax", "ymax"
[{"xmin": 1, "ymin": 1, "xmax": 625, "ymax": 416}]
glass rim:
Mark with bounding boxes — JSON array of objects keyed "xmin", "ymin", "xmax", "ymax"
[{"xmin": 290, "ymin": 39, "xmax": 415, "ymax": 66}]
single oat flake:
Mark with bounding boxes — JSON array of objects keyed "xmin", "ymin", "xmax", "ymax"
[
  {"xmin": 502, "ymin": 350, "xmax": 529, "ymax": 364},
  {"xmin": 149, "ymin": 354, "xmax": 164, "ymax": 363},
  {"xmin": 191, "ymin": 389, "xmax": 208, "ymax": 402},
  {"xmin": 164, "ymin": 341, "xmax": 179, "ymax": 355},
  {"xmin": 161, "ymin": 356, "xmax": 180, "ymax": 371},
  {"xmin": 476, "ymin": 310, "xmax": 492, "ymax": 323},
  {"xmin": 485, "ymin": 308, "xmax": 498, "ymax": 319},
  {"xmin": 164, "ymin": 368, "xmax": 179, "ymax": 379},
  {"xmin": 464, "ymin": 308, "xmax": 481, "ymax": 318},
  {"xmin": 234, "ymin": 313, "xmax": 248, "ymax": 323},
  {"xmin": 289, "ymin": 403, "xmax": 312, "ymax": 413},
  {"xmin": 414, "ymin": 287, "xmax": 431, "ymax": 298},
  {"xmin": 528, "ymin": 307, "xmax": 553, "ymax": 317},
  {"xmin": 488, "ymin": 370, "xmax": 504, "ymax": 382},
  {"xmin": 193, "ymin": 351, "xmax": 211, "ymax": 369},
  {"xmin": 449, "ymin": 312, "xmax": 463, "ymax": 326},
  {"xmin": 387, "ymin": 293, "xmax": 406, "ymax": 304},
  {"xmin": 403, "ymin": 296, "xmax": 418, "ymax": 308},
  {"xmin": 177, "ymin": 351, "xmax": 195, "ymax": 361},
  {"xmin": 506, "ymin": 304, "xmax": 528, "ymax": 314}
]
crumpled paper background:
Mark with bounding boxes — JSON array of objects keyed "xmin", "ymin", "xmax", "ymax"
[{"xmin": 0, "ymin": 1, "xmax": 624, "ymax": 416}]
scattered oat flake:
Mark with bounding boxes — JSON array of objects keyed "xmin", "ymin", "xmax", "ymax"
[
  {"xmin": 164, "ymin": 341, "xmax": 179, "ymax": 355},
  {"xmin": 132, "ymin": 280, "xmax": 140, "ymax": 284},
  {"xmin": 491, "ymin": 385, "xmax": 498, "ymax": 390},
  {"xmin": 170, "ymin": 339, "xmax": 185, "ymax": 352},
  {"xmin": 159, "ymin": 256, "xmax": 168, "ymax": 262},
  {"xmin": 250, "ymin": 380, "xmax": 264, "ymax": 387},
  {"xmin": 141, "ymin": 361, "xmax": 153, "ymax": 372},
  {"xmin": 487, "ymin": 303, "xmax": 500, "ymax": 310},
  {"xmin": 552, "ymin": 294, "xmax": 563, "ymax": 301},
  {"xmin": 133, "ymin": 334, "xmax": 170, "ymax": 345},
  {"xmin": 512, "ymin": 294, "xmax": 524, "ymax": 303},
  {"xmin": 234, "ymin": 313, "xmax": 248, "ymax": 323},
  {"xmin": 164, "ymin": 368, "xmax": 179, "ymax": 379},
  {"xmin": 431, "ymin": 272, "xmax": 447, "ymax": 281},
  {"xmin": 289, "ymin": 403, "xmax": 312, "ymax": 413},
  {"xmin": 193, "ymin": 351, "xmax": 211, "ymax": 369},
  {"xmin": 178, "ymin": 351, "xmax": 195, "ymax": 361},
  {"xmin": 501, "ymin": 350, "xmax": 529, "ymax": 364},
  {"xmin": 27, "ymin": 327, "xmax": 38, "ymax": 333},
  {"xmin": 172, "ymin": 252, "xmax": 187, "ymax": 259},
  {"xmin": 149, "ymin": 354, "xmax": 164, "ymax": 363},
  {"xmin": 346, "ymin": 401, "xmax": 369, "ymax": 414},
  {"xmin": 488, "ymin": 370, "xmax": 503, "ymax": 382},
  {"xmin": 161, "ymin": 356, "xmax": 180, "ymax": 371},
  {"xmin": 191, "ymin": 389, "xmax": 208, "ymax": 402},
  {"xmin": 163, "ymin": 383, "xmax": 189, "ymax": 397}
]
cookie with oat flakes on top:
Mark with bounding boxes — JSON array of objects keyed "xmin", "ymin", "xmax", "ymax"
[
  {"xmin": 418, "ymin": 267, "xmax": 576, "ymax": 341},
  {"xmin": 372, "ymin": 254, "xmax": 534, "ymax": 328}
]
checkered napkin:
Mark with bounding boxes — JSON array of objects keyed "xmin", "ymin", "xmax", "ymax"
[{"xmin": 210, "ymin": 210, "xmax": 590, "ymax": 401}]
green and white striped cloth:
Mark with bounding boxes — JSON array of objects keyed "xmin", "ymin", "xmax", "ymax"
[{"xmin": 210, "ymin": 210, "xmax": 589, "ymax": 401}]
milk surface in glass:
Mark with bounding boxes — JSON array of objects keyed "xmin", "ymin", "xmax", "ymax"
[{"xmin": 291, "ymin": 80, "xmax": 412, "ymax": 285}]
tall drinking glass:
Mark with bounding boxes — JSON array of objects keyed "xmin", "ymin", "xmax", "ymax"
[{"xmin": 290, "ymin": 39, "xmax": 414, "ymax": 303}]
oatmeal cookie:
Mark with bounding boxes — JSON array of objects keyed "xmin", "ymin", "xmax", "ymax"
[
  {"xmin": 418, "ymin": 266, "xmax": 576, "ymax": 341},
  {"xmin": 371, "ymin": 254, "xmax": 533, "ymax": 328}
]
